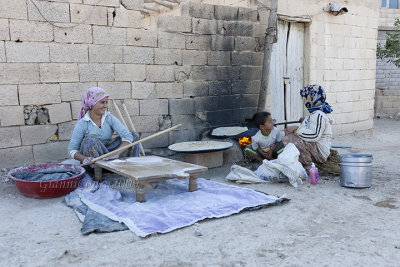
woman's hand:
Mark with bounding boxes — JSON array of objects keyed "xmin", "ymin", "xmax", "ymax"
[
  {"xmin": 82, "ymin": 157, "xmax": 94, "ymax": 166},
  {"xmin": 285, "ymin": 126, "xmax": 298, "ymax": 135},
  {"xmin": 104, "ymin": 153, "xmax": 119, "ymax": 161}
]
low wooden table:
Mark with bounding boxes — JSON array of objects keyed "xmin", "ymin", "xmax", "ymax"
[{"xmin": 94, "ymin": 156, "xmax": 208, "ymax": 202}]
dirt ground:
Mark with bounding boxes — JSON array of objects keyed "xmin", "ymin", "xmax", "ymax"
[{"xmin": 1, "ymin": 119, "xmax": 399, "ymax": 267}]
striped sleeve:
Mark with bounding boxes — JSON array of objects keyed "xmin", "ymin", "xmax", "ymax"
[{"xmin": 295, "ymin": 113, "xmax": 326, "ymax": 142}]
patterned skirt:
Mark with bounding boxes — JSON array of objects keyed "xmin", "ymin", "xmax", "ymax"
[
  {"xmin": 80, "ymin": 130, "xmax": 140, "ymax": 159},
  {"xmin": 282, "ymin": 133, "xmax": 326, "ymax": 168}
]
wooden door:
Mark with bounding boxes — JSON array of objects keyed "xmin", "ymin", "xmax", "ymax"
[{"xmin": 268, "ymin": 20, "xmax": 304, "ymax": 125}]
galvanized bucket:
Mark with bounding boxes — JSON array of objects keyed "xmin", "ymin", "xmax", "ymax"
[{"xmin": 339, "ymin": 154, "xmax": 373, "ymax": 188}]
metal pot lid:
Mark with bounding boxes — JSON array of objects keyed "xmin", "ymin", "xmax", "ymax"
[{"xmin": 168, "ymin": 141, "xmax": 233, "ymax": 153}]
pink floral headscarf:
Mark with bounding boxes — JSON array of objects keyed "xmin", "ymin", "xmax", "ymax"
[{"xmin": 78, "ymin": 87, "xmax": 110, "ymax": 120}]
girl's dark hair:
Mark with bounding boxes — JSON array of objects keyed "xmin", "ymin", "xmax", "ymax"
[{"xmin": 252, "ymin": 112, "xmax": 271, "ymax": 128}]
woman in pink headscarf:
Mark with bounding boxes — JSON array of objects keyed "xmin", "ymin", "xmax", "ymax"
[{"xmin": 68, "ymin": 87, "xmax": 139, "ymax": 167}]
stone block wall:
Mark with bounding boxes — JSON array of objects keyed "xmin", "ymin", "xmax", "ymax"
[
  {"xmin": 0, "ymin": 0, "xmax": 267, "ymax": 167},
  {"xmin": 375, "ymin": 8, "xmax": 400, "ymax": 117},
  {"xmin": 278, "ymin": 0, "xmax": 379, "ymax": 136}
]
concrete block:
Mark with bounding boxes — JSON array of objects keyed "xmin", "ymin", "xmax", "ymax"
[
  {"xmin": 93, "ymin": 26, "xmax": 126, "ymax": 45},
  {"xmin": 191, "ymin": 66, "xmax": 217, "ymax": 81},
  {"xmin": 146, "ymin": 65, "xmax": 175, "ymax": 82},
  {"xmin": 60, "ymin": 82, "xmax": 97, "ymax": 102},
  {"xmin": 170, "ymin": 114, "xmax": 202, "ymax": 129},
  {"xmin": 182, "ymin": 50, "xmax": 207, "ymax": 66},
  {"xmin": 58, "ymin": 121, "xmax": 76, "ymax": 141},
  {"xmin": 192, "ymin": 18, "xmax": 217, "ymax": 35},
  {"xmin": 240, "ymin": 94, "xmax": 258, "ymax": 108},
  {"xmin": 54, "ymin": 24, "xmax": 92, "ymax": 44},
  {"xmin": 5, "ymin": 42, "xmax": 49, "ymax": 63},
  {"xmin": 156, "ymin": 83, "xmax": 183, "ymax": 99},
  {"xmin": 140, "ymin": 131, "xmax": 169, "ymax": 149},
  {"xmin": 97, "ymin": 81, "xmax": 132, "ymax": 99},
  {"xmin": 252, "ymin": 24, "xmax": 267, "ymax": 38},
  {"xmin": 214, "ymin": 5, "xmax": 238, "ymax": 21},
  {"xmin": 121, "ymin": 0, "xmax": 144, "ymax": 10},
  {"xmin": 217, "ymin": 66, "xmax": 240, "ymax": 80},
  {"xmin": 50, "ymin": 43, "xmax": 88, "ymax": 63},
  {"xmin": 175, "ymin": 66, "xmax": 192, "ymax": 83},
  {"xmin": 240, "ymin": 66, "xmax": 262, "ymax": 80},
  {"xmin": 232, "ymin": 80, "xmax": 260, "ymax": 94},
  {"xmin": 154, "ymin": 49, "xmax": 182, "ymax": 65},
  {"xmin": 185, "ymin": 151, "xmax": 223, "ymax": 168},
  {"xmin": 218, "ymin": 95, "xmax": 241, "ymax": 110},
  {"xmin": 209, "ymin": 81, "xmax": 231, "ymax": 96},
  {"xmin": 113, "ymin": 7, "xmax": 142, "ymax": 28},
  {"xmin": 208, "ymin": 51, "xmax": 231, "ymax": 66},
  {"xmin": 0, "ymin": 146, "xmax": 34, "ymax": 168},
  {"xmin": 9, "ymin": 20, "xmax": 53, "ymax": 42},
  {"xmin": 168, "ymin": 127, "xmax": 199, "ymax": 145},
  {"xmin": 186, "ymin": 35, "xmax": 211, "ymax": 50},
  {"xmin": 33, "ymin": 141, "xmax": 69, "ymax": 163},
  {"xmin": 89, "ymin": 45, "xmax": 123, "ymax": 63},
  {"xmin": 181, "ymin": 2, "xmax": 214, "ymax": 20},
  {"xmin": 169, "ymin": 99, "xmax": 195, "ymax": 115},
  {"xmin": 19, "ymin": 84, "xmax": 61, "ymax": 105},
  {"xmin": 70, "ymin": 101, "xmax": 81, "ymax": 120},
  {"xmin": 218, "ymin": 21, "xmax": 253, "ymax": 36},
  {"xmin": 127, "ymin": 29, "xmax": 157, "ymax": 47},
  {"xmin": 84, "ymin": 0, "xmax": 119, "ymax": 7},
  {"xmin": 79, "ymin": 64, "xmax": 114, "ymax": 82},
  {"xmin": 157, "ymin": 15, "xmax": 192, "ymax": 33},
  {"xmin": 131, "ymin": 115, "xmax": 160, "ymax": 132},
  {"xmin": 238, "ymin": 7, "xmax": 258, "ymax": 22},
  {"xmin": 195, "ymin": 96, "xmax": 218, "ymax": 111},
  {"xmin": 122, "ymin": 99, "xmax": 139, "ymax": 116},
  {"xmin": 0, "ymin": 63, "xmax": 39, "ymax": 84},
  {"xmin": 123, "ymin": 46, "xmax": 154, "ymax": 64},
  {"xmin": 70, "ymin": 4, "xmax": 107, "ymax": 26},
  {"xmin": 235, "ymin": 36, "xmax": 255, "ymax": 51},
  {"xmin": 0, "ymin": 19, "xmax": 9, "ymax": 40},
  {"xmin": 139, "ymin": 99, "xmax": 168, "ymax": 115},
  {"xmin": 211, "ymin": 35, "xmax": 235, "ymax": 51},
  {"xmin": 132, "ymin": 82, "xmax": 156, "ymax": 99},
  {"xmin": 0, "ymin": 126, "xmax": 21, "ymax": 148},
  {"xmin": 0, "ymin": 85, "xmax": 18, "ymax": 106},
  {"xmin": 115, "ymin": 64, "xmax": 146, "ymax": 82},
  {"xmin": 232, "ymin": 52, "xmax": 253, "ymax": 66},
  {"xmin": 40, "ymin": 63, "xmax": 79, "ymax": 83},
  {"xmin": 20, "ymin": 124, "xmax": 58, "ymax": 145},
  {"xmin": 158, "ymin": 32, "xmax": 185, "ymax": 49},
  {"xmin": 0, "ymin": 106, "xmax": 24, "ymax": 126},
  {"xmin": 0, "ymin": 0, "xmax": 27, "ymax": 20},
  {"xmin": 46, "ymin": 103, "xmax": 72, "ymax": 124},
  {"xmin": 0, "ymin": 41, "xmax": 4, "ymax": 62},
  {"xmin": 183, "ymin": 82, "xmax": 208, "ymax": 97},
  {"xmin": 28, "ymin": 1, "xmax": 70, "ymax": 23}
]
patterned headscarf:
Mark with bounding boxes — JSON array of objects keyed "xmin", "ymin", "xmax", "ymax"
[
  {"xmin": 78, "ymin": 87, "xmax": 109, "ymax": 120},
  {"xmin": 300, "ymin": 84, "xmax": 333, "ymax": 114}
]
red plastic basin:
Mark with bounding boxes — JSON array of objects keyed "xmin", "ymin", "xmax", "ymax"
[{"xmin": 8, "ymin": 163, "xmax": 86, "ymax": 198}]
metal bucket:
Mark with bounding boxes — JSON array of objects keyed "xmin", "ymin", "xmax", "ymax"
[{"xmin": 339, "ymin": 154, "xmax": 372, "ymax": 188}]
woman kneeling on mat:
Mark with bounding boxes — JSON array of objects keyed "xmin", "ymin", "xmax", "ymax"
[
  {"xmin": 68, "ymin": 87, "xmax": 140, "ymax": 167},
  {"xmin": 283, "ymin": 84, "xmax": 334, "ymax": 169}
]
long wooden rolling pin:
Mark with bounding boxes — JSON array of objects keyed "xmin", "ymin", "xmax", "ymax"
[{"xmin": 81, "ymin": 124, "xmax": 181, "ymax": 166}]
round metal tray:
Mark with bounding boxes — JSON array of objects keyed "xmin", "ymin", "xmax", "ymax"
[{"xmin": 168, "ymin": 141, "xmax": 233, "ymax": 153}]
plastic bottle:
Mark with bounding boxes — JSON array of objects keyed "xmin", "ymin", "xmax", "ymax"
[{"xmin": 310, "ymin": 163, "xmax": 319, "ymax": 185}]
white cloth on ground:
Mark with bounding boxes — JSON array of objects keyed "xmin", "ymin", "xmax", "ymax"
[{"xmin": 226, "ymin": 143, "xmax": 307, "ymax": 188}]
